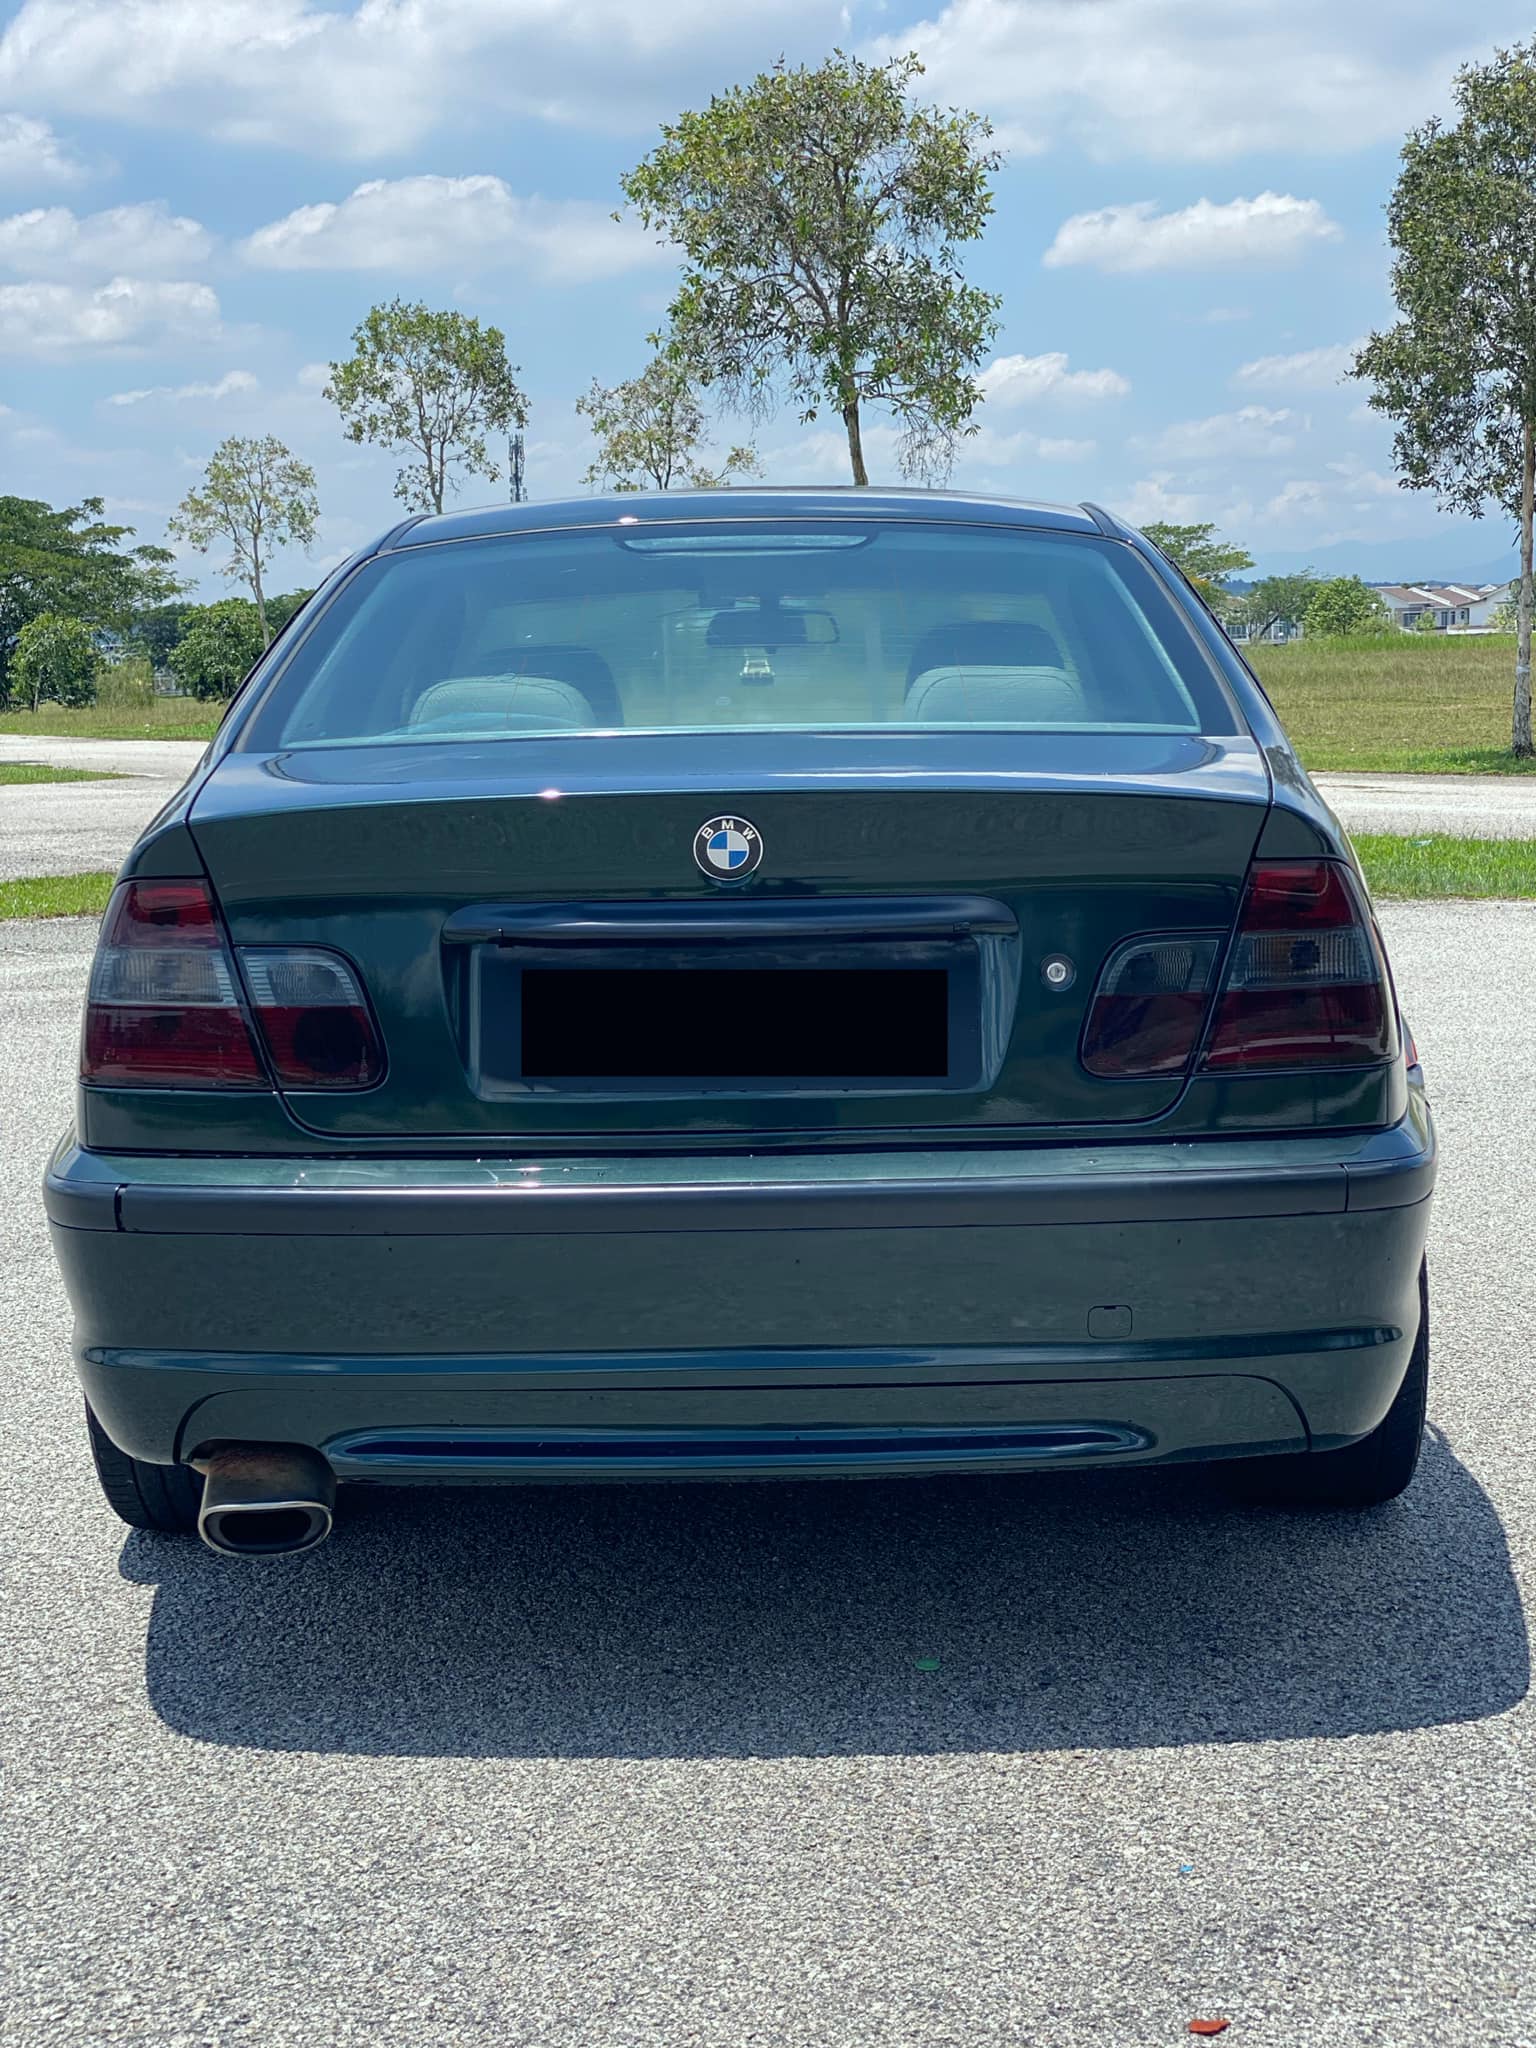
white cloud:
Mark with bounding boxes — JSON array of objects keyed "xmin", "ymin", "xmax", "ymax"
[
  {"xmin": 0, "ymin": 0, "xmax": 843, "ymax": 155},
  {"xmin": 0, "ymin": 110, "xmax": 85, "ymax": 184},
  {"xmin": 0, "ymin": 275, "xmax": 221, "ymax": 355},
  {"xmin": 241, "ymin": 175, "xmax": 667, "ymax": 285},
  {"xmin": 0, "ymin": 200, "xmax": 212, "ymax": 275},
  {"xmin": 976, "ymin": 351, "xmax": 1130, "ymax": 406},
  {"xmin": 1109, "ymin": 474, "xmax": 1212, "ymax": 527},
  {"xmin": 868, "ymin": 0, "xmax": 1518, "ymax": 162},
  {"xmin": 1138, "ymin": 406, "xmax": 1303, "ymax": 461},
  {"xmin": 1045, "ymin": 194, "xmax": 1341, "ymax": 274},
  {"xmin": 1233, "ymin": 341, "xmax": 1362, "ymax": 392},
  {"xmin": 108, "ymin": 368, "xmax": 257, "ymax": 406}
]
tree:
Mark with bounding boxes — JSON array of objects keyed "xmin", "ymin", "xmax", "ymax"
[
  {"xmin": 1409, "ymin": 606, "xmax": 1441, "ymax": 633},
  {"xmin": 1353, "ymin": 39, "xmax": 1536, "ymax": 755},
  {"xmin": 266, "ymin": 588, "xmax": 316, "ymax": 635},
  {"xmin": 1240, "ymin": 571, "xmax": 1319, "ymax": 643},
  {"xmin": 1141, "ymin": 521, "xmax": 1254, "ymax": 606},
  {"xmin": 576, "ymin": 356, "xmax": 758, "ymax": 492},
  {"xmin": 0, "ymin": 495, "xmax": 180, "ymax": 705},
  {"xmin": 168, "ymin": 436, "xmax": 318, "ymax": 650},
  {"xmin": 326, "ymin": 299, "xmax": 528, "ymax": 514},
  {"xmin": 1303, "ymin": 576, "xmax": 1389, "ymax": 636},
  {"xmin": 130, "ymin": 601, "xmax": 195, "ymax": 672},
  {"xmin": 11, "ymin": 612, "xmax": 96, "ymax": 711},
  {"xmin": 168, "ymin": 598, "xmax": 266, "ymax": 701},
  {"xmin": 621, "ymin": 52, "xmax": 1002, "ymax": 486}
]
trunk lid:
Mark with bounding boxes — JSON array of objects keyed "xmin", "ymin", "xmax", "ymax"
[{"xmin": 188, "ymin": 728, "xmax": 1271, "ymax": 1143}]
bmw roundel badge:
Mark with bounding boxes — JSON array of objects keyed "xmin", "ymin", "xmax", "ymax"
[{"xmin": 693, "ymin": 814, "xmax": 763, "ymax": 882}]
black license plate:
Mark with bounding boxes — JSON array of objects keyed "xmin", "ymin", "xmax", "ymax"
[{"xmin": 518, "ymin": 967, "xmax": 949, "ymax": 1080}]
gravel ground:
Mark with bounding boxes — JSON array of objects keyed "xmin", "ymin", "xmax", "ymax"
[{"xmin": 1, "ymin": 906, "xmax": 1533, "ymax": 2048}]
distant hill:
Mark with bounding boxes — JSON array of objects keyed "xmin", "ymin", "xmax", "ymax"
[{"xmin": 1249, "ymin": 526, "xmax": 1519, "ymax": 587}]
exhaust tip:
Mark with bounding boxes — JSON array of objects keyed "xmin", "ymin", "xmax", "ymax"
[
  {"xmin": 199, "ymin": 1500, "xmax": 333, "ymax": 1557},
  {"xmin": 194, "ymin": 1444, "xmax": 336, "ymax": 1558}
]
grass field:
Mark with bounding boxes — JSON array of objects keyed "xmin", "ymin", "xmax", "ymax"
[
  {"xmin": 1252, "ymin": 632, "xmax": 1536, "ymax": 773},
  {"xmin": 0, "ymin": 763, "xmax": 120, "ymax": 784},
  {"xmin": 0, "ymin": 872, "xmax": 114, "ymax": 920},
  {"xmin": 0, "ymin": 698, "xmax": 220, "ymax": 742},
  {"xmin": 1353, "ymin": 833, "xmax": 1536, "ymax": 899}
]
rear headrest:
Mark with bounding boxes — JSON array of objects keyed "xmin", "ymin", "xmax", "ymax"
[
  {"xmin": 905, "ymin": 621, "xmax": 1064, "ymax": 686},
  {"xmin": 475, "ymin": 645, "xmax": 621, "ymax": 725},
  {"xmin": 905, "ymin": 664, "xmax": 1087, "ymax": 725},
  {"xmin": 409, "ymin": 675, "xmax": 597, "ymax": 733}
]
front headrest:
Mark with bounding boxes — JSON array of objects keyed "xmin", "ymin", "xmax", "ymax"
[
  {"xmin": 905, "ymin": 664, "xmax": 1087, "ymax": 725},
  {"xmin": 409, "ymin": 675, "xmax": 597, "ymax": 732}
]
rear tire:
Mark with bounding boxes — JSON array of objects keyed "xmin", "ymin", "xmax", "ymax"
[
  {"xmin": 1230, "ymin": 1262, "xmax": 1428, "ymax": 1510},
  {"xmin": 85, "ymin": 1404, "xmax": 202, "ymax": 1534}
]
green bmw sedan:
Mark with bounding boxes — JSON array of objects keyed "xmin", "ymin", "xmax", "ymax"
[{"xmin": 44, "ymin": 489, "xmax": 1434, "ymax": 1555}]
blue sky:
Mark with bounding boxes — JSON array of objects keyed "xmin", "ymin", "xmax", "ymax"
[{"xmin": 0, "ymin": 0, "xmax": 1528, "ymax": 598}]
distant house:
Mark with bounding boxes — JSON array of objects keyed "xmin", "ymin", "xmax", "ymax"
[{"xmin": 1370, "ymin": 582, "xmax": 1512, "ymax": 632}]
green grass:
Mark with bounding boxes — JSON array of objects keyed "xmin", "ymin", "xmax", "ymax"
[
  {"xmin": 0, "ymin": 762, "xmax": 122, "ymax": 784},
  {"xmin": 0, "ymin": 697, "xmax": 221, "ymax": 742},
  {"xmin": 1353, "ymin": 832, "xmax": 1536, "ymax": 898},
  {"xmin": 1253, "ymin": 633, "xmax": 1536, "ymax": 774},
  {"xmin": 0, "ymin": 871, "xmax": 115, "ymax": 920}
]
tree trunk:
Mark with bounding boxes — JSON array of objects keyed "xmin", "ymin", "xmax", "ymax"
[
  {"xmin": 252, "ymin": 553, "xmax": 270, "ymax": 650},
  {"xmin": 1517, "ymin": 417, "xmax": 1535, "ymax": 759},
  {"xmin": 843, "ymin": 399, "xmax": 869, "ymax": 487}
]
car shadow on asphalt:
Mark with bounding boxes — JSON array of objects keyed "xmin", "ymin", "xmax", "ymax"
[{"xmin": 125, "ymin": 1427, "xmax": 1528, "ymax": 1758}]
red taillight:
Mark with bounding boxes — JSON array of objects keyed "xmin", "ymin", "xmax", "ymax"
[
  {"xmin": 83, "ymin": 880, "xmax": 266, "ymax": 1088},
  {"xmin": 238, "ymin": 948, "xmax": 383, "ymax": 1089},
  {"xmin": 1199, "ymin": 861, "xmax": 1396, "ymax": 1072},
  {"xmin": 1081, "ymin": 934, "xmax": 1222, "ymax": 1077}
]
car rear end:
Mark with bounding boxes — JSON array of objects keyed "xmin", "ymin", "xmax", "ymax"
[{"xmin": 44, "ymin": 493, "xmax": 1434, "ymax": 1545}]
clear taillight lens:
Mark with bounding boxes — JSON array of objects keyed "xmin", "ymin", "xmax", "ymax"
[
  {"xmin": 1199, "ymin": 861, "xmax": 1396, "ymax": 1071},
  {"xmin": 1081, "ymin": 934, "xmax": 1222, "ymax": 1077},
  {"xmin": 83, "ymin": 880, "xmax": 266, "ymax": 1088},
  {"xmin": 238, "ymin": 947, "xmax": 384, "ymax": 1089}
]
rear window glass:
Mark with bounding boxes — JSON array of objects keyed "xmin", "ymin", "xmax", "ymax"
[{"xmin": 246, "ymin": 519, "xmax": 1240, "ymax": 750}]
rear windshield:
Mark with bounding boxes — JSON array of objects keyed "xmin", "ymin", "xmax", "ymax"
[{"xmin": 246, "ymin": 519, "xmax": 1240, "ymax": 750}]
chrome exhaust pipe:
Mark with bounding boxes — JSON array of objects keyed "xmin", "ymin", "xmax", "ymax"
[{"xmin": 194, "ymin": 1445, "xmax": 336, "ymax": 1557}]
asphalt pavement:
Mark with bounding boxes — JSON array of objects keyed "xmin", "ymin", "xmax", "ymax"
[
  {"xmin": 1, "ymin": 904, "xmax": 1532, "ymax": 2047},
  {"xmin": 0, "ymin": 736, "xmax": 203, "ymax": 882}
]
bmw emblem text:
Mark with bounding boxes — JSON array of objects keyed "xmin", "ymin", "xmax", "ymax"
[{"xmin": 694, "ymin": 815, "xmax": 763, "ymax": 882}]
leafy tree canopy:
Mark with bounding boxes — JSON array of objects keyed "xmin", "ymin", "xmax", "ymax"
[
  {"xmin": 11, "ymin": 612, "xmax": 97, "ymax": 711},
  {"xmin": 576, "ymin": 356, "xmax": 759, "ymax": 491},
  {"xmin": 621, "ymin": 51, "xmax": 1002, "ymax": 485},
  {"xmin": 168, "ymin": 435, "xmax": 318, "ymax": 648},
  {"xmin": 1353, "ymin": 37, "xmax": 1536, "ymax": 752},
  {"xmin": 266, "ymin": 587, "xmax": 316, "ymax": 635},
  {"xmin": 167, "ymin": 597, "xmax": 265, "ymax": 701},
  {"xmin": 1141, "ymin": 521, "xmax": 1255, "ymax": 603},
  {"xmin": 326, "ymin": 299, "xmax": 528, "ymax": 514},
  {"xmin": 1302, "ymin": 576, "xmax": 1389, "ymax": 637},
  {"xmin": 1241, "ymin": 571, "xmax": 1319, "ymax": 640},
  {"xmin": 0, "ymin": 495, "xmax": 180, "ymax": 705}
]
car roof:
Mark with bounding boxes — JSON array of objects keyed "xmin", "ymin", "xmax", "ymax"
[{"xmin": 381, "ymin": 487, "xmax": 1111, "ymax": 551}]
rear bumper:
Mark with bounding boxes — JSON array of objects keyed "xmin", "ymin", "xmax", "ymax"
[{"xmin": 46, "ymin": 1102, "xmax": 1435, "ymax": 1477}]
